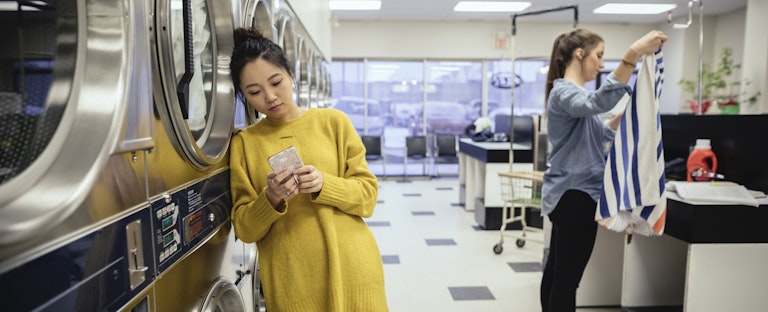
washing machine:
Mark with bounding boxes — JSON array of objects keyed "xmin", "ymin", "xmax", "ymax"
[
  {"xmin": 295, "ymin": 36, "xmax": 313, "ymax": 108},
  {"xmin": 0, "ymin": 0, "xmax": 157, "ymax": 310},
  {"xmin": 310, "ymin": 52, "xmax": 322, "ymax": 108},
  {"xmin": 233, "ymin": 0, "xmax": 280, "ymax": 310},
  {"xmin": 272, "ymin": 0, "xmax": 327, "ymax": 110},
  {"xmin": 273, "ymin": 6, "xmax": 299, "ymax": 107},
  {"xmin": 143, "ymin": 0, "xmax": 253, "ymax": 310}
]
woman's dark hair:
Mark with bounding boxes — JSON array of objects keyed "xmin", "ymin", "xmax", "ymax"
[
  {"xmin": 545, "ymin": 28, "xmax": 604, "ymax": 104},
  {"xmin": 230, "ymin": 27, "xmax": 294, "ymax": 102}
]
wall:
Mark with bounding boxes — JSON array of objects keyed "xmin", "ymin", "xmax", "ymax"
[
  {"xmin": 332, "ymin": 20, "xmax": 652, "ymax": 60},
  {"xmin": 332, "ymin": 7, "xmax": 756, "ymax": 115},
  {"xmin": 741, "ymin": 0, "xmax": 768, "ymax": 114}
]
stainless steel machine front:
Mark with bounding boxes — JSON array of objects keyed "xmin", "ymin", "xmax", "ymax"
[{"xmin": 0, "ymin": 0, "xmax": 326, "ymax": 310}]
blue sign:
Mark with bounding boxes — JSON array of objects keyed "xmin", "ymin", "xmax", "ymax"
[{"xmin": 490, "ymin": 72, "xmax": 522, "ymax": 89}]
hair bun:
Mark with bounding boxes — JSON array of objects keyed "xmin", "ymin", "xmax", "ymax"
[{"xmin": 233, "ymin": 27, "xmax": 265, "ymax": 47}]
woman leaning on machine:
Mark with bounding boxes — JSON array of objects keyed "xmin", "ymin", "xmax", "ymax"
[{"xmin": 228, "ymin": 27, "xmax": 388, "ymax": 311}]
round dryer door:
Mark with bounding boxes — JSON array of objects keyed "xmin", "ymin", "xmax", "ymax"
[
  {"xmin": 153, "ymin": 0, "xmax": 235, "ymax": 169},
  {"xmin": 0, "ymin": 0, "xmax": 153, "ymax": 245},
  {"xmin": 196, "ymin": 277, "xmax": 246, "ymax": 312},
  {"xmin": 275, "ymin": 13, "xmax": 299, "ymax": 105},
  {"xmin": 234, "ymin": 0, "xmax": 276, "ymax": 127},
  {"xmin": 296, "ymin": 36, "xmax": 311, "ymax": 108}
]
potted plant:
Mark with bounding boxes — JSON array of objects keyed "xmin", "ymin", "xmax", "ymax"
[{"xmin": 679, "ymin": 47, "xmax": 761, "ymax": 114}]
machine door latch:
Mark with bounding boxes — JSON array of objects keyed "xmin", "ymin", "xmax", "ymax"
[{"xmin": 126, "ymin": 220, "xmax": 148, "ymax": 290}]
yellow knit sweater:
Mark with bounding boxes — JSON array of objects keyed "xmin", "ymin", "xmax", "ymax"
[{"xmin": 230, "ymin": 108, "xmax": 388, "ymax": 312}]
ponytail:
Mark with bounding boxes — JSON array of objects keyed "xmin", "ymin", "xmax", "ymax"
[{"xmin": 545, "ymin": 33, "xmax": 568, "ymax": 104}]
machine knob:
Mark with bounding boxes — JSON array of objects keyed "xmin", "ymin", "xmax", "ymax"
[{"xmin": 208, "ymin": 213, "xmax": 215, "ymax": 222}]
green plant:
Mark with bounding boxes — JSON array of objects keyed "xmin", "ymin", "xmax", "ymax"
[{"xmin": 679, "ymin": 47, "xmax": 761, "ymax": 106}]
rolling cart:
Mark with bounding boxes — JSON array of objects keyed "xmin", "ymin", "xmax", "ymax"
[{"xmin": 493, "ymin": 171, "xmax": 544, "ymax": 254}]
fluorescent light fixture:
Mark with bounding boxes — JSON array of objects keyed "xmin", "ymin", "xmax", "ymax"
[
  {"xmin": 0, "ymin": 3, "xmax": 41, "ymax": 11},
  {"xmin": 330, "ymin": 1, "xmax": 381, "ymax": 11},
  {"xmin": 454, "ymin": 1, "xmax": 531, "ymax": 12},
  {"xmin": 594, "ymin": 3, "xmax": 677, "ymax": 15}
]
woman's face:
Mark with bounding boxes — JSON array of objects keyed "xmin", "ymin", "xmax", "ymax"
[
  {"xmin": 580, "ymin": 42, "xmax": 605, "ymax": 82},
  {"xmin": 239, "ymin": 58, "xmax": 297, "ymax": 121}
]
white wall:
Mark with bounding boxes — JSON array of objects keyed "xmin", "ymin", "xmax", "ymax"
[
  {"xmin": 332, "ymin": 20, "xmax": 653, "ymax": 60},
  {"xmin": 741, "ymin": 0, "xmax": 768, "ymax": 114},
  {"xmin": 284, "ymin": 0, "xmax": 333, "ymax": 60},
  {"xmin": 332, "ymin": 7, "xmax": 758, "ymax": 115}
]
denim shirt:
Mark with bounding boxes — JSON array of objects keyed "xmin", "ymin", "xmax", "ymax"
[{"xmin": 541, "ymin": 73, "xmax": 632, "ymax": 216}]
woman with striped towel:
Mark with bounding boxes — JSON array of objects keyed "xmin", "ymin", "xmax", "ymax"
[{"xmin": 540, "ymin": 29, "xmax": 667, "ymax": 312}]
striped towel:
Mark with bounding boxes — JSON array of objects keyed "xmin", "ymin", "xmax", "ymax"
[{"xmin": 596, "ymin": 49, "xmax": 667, "ymax": 236}]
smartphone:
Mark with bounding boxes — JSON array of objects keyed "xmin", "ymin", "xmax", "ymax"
[{"xmin": 268, "ymin": 146, "xmax": 304, "ymax": 174}]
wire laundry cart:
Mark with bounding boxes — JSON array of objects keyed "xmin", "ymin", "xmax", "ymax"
[{"xmin": 493, "ymin": 171, "xmax": 544, "ymax": 254}]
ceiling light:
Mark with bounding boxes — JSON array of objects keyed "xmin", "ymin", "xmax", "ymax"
[
  {"xmin": 594, "ymin": 3, "xmax": 677, "ymax": 15},
  {"xmin": 454, "ymin": 2, "xmax": 531, "ymax": 12},
  {"xmin": 0, "ymin": 3, "xmax": 41, "ymax": 11},
  {"xmin": 330, "ymin": 1, "xmax": 381, "ymax": 11}
]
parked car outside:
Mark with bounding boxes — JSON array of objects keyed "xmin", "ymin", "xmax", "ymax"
[
  {"xmin": 466, "ymin": 99, "xmax": 501, "ymax": 121},
  {"xmin": 332, "ymin": 96, "xmax": 384, "ymax": 136},
  {"xmin": 418, "ymin": 101, "xmax": 470, "ymax": 136}
]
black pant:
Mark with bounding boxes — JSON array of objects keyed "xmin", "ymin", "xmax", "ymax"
[{"xmin": 540, "ymin": 190, "xmax": 598, "ymax": 312}]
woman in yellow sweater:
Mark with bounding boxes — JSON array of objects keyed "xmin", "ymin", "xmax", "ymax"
[{"xmin": 228, "ymin": 27, "xmax": 388, "ymax": 311}]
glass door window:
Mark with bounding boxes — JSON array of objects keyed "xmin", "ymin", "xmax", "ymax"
[
  {"xmin": 424, "ymin": 61, "xmax": 481, "ymax": 137},
  {"xmin": 0, "ymin": 2, "xmax": 71, "ymax": 185}
]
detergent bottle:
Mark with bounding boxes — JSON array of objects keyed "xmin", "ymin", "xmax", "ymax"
[{"xmin": 686, "ymin": 139, "xmax": 718, "ymax": 182}]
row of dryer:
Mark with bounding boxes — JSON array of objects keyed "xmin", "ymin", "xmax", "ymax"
[{"xmin": 0, "ymin": 0, "xmax": 329, "ymax": 311}]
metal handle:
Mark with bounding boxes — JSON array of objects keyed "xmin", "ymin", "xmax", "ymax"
[
  {"xmin": 177, "ymin": 0, "xmax": 194, "ymax": 119},
  {"xmin": 511, "ymin": 4, "xmax": 579, "ymax": 36}
]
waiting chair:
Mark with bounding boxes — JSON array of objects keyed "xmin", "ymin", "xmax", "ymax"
[
  {"xmin": 361, "ymin": 135, "xmax": 385, "ymax": 176},
  {"xmin": 433, "ymin": 134, "xmax": 458, "ymax": 176},
  {"xmin": 404, "ymin": 136, "xmax": 430, "ymax": 176}
]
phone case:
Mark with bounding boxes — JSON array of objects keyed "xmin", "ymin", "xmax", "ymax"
[{"xmin": 268, "ymin": 146, "xmax": 304, "ymax": 174}]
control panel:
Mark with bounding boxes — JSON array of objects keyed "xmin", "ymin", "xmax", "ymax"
[{"xmin": 151, "ymin": 170, "xmax": 230, "ymax": 274}]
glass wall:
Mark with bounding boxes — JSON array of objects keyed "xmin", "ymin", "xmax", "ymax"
[
  {"xmin": 332, "ymin": 58, "xmax": 638, "ymax": 176},
  {"xmin": 422, "ymin": 61, "xmax": 482, "ymax": 137}
]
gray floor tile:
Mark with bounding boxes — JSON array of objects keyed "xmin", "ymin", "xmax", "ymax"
[
  {"xmin": 411, "ymin": 211, "xmax": 435, "ymax": 216},
  {"xmin": 425, "ymin": 238, "xmax": 456, "ymax": 246},
  {"xmin": 448, "ymin": 286, "xmax": 495, "ymax": 301},
  {"xmin": 382, "ymin": 255, "xmax": 400, "ymax": 264},
  {"xmin": 367, "ymin": 221, "xmax": 391, "ymax": 227},
  {"xmin": 508, "ymin": 262, "xmax": 543, "ymax": 272}
]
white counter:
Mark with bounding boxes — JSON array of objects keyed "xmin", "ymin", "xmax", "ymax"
[{"xmin": 458, "ymin": 138, "xmax": 535, "ymax": 229}]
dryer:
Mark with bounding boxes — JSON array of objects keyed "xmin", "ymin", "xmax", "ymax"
[
  {"xmin": 274, "ymin": 9, "xmax": 299, "ymax": 106},
  {"xmin": 144, "ymin": 0, "xmax": 249, "ymax": 310},
  {"xmin": 273, "ymin": 0, "xmax": 327, "ymax": 109},
  {"xmin": 0, "ymin": 0, "xmax": 157, "ymax": 310}
]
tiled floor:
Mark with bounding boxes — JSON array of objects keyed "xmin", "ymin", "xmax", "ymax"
[{"xmin": 369, "ymin": 177, "xmax": 621, "ymax": 312}]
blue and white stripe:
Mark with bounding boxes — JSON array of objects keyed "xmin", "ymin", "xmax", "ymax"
[{"xmin": 596, "ymin": 49, "xmax": 667, "ymax": 236}]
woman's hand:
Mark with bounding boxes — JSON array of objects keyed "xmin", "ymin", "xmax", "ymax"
[
  {"xmin": 616, "ymin": 30, "xmax": 668, "ymax": 84},
  {"xmin": 267, "ymin": 169, "xmax": 299, "ymax": 200},
  {"xmin": 630, "ymin": 30, "xmax": 668, "ymax": 56},
  {"xmin": 294, "ymin": 165, "xmax": 324, "ymax": 195}
]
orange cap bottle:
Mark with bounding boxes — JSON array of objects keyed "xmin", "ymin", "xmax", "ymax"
[{"xmin": 686, "ymin": 139, "xmax": 718, "ymax": 182}]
